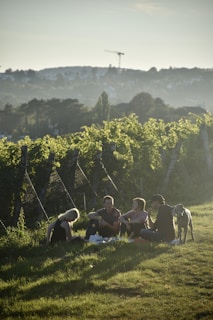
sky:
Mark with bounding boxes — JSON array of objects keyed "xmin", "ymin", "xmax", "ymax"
[{"xmin": 0, "ymin": 0, "xmax": 213, "ymax": 72}]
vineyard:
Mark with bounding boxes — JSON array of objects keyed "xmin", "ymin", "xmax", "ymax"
[{"xmin": 0, "ymin": 113, "xmax": 213, "ymax": 229}]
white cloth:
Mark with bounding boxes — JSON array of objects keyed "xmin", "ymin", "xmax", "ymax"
[{"xmin": 88, "ymin": 235, "xmax": 119, "ymax": 244}]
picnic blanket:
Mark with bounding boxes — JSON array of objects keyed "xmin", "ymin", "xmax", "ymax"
[{"xmin": 88, "ymin": 235, "xmax": 121, "ymax": 244}]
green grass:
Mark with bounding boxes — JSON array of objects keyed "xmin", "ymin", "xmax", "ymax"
[{"xmin": 0, "ymin": 203, "xmax": 213, "ymax": 319}]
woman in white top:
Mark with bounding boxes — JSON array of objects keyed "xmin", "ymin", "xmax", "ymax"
[{"xmin": 119, "ymin": 198, "xmax": 148, "ymax": 239}]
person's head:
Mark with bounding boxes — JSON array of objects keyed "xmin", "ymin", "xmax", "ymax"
[
  {"xmin": 103, "ymin": 195, "xmax": 114, "ymax": 211},
  {"xmin": 58, "ymin": 208, "xmax": 80, "ymax": 222},
  {"xmin": 150, "ymin": 194, "xmax": 165, "ymax": 209},
  {"xmin": 132, "ymin": 197, "xmax": 146, "ymax": 211}
]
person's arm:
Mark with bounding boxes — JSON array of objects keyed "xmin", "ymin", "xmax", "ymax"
[
  {"xmin": 119, "ymin": 211, "xmax": 132, "ymax": 224},
  {"xmin": 60, "ymin": 220, "xmax": 72, "ymax": 241},
  {"xmin": 128, "ymin": 213, "xmax": 147, "ymax": 224},
  {"xmin": 87, "ymin": 211, "xmax": 100, "ymax": 220},
  {"xmin": 144, "ymin": 217, "xmax": 149, "ymax": 229},
  {"xmin": 101, "ymin": 219, "xmax": 120, "ymax": 234},
  {"xmin": 147, "ymin": 208, "xmax": 155, "ymax": 229},
  {"xmin": 46, "ymin": 221, "xmax": 56, "ymax": 244}
]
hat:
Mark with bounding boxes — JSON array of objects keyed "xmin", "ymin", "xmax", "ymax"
[{"xmin": 151, "ymin": 194, "xmax": 165, "ymax": 204}]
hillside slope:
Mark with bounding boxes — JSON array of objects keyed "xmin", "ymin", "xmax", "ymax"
[{"xmin": 0, "ymin": 66, "xmax": 212, "ymax": 111}]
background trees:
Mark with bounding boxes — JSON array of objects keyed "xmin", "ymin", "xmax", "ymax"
[
  {"xmin": 0, "ymin": 91, "xmax": 208, "ymax": 141},
  {"xmin": 92, "ymin": 91, "xmax": 111, "ymax": 123}
]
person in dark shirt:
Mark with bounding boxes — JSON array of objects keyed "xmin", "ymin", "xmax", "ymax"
[
  {"xmin": 140, "ymin": 194, "xmax": 175, "ymax": 242},
  {"xmin": 85, "ymin": 195, "xmax": 121, "ymax": 239},
  {"xmin": 46, "ymin": 208, "xmax": 80, "ymax": 245}
]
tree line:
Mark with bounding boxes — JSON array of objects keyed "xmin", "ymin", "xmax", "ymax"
[
  {"xmin": 0, "ymin": 91, "xmax": 207, "ymax": 141},
  {"xmin": 0, "ymin": 66, "xmax": 213, "ymax": 110}
]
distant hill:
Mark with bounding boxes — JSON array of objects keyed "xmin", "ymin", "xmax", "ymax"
[{"xmin": 0, "ymin": 66, "xmax": 213, "ymax": 112}]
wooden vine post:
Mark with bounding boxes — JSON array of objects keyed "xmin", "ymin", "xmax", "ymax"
[
  {"xmin": 36, "ymin": 152, "xmax": 55, "ymax": 221},
  {"xmin": 67, "ymin": 148, "xmax": 79, "ymax": 198},
  {"xmin": 12, "ymin": 145, "xmax": 28, "ymax": 226},
  {"xmin": 200, "ymin": 124, "xmax": 213, "ymax": 172},
  {"xmin": 160, "ymin": 141, "xmax": 182, "ymax": 194}
]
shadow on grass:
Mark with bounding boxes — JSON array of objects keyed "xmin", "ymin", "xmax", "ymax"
[
  {"xmin": 0, "ymin": 240, "xmax": 174, "ymax": 301},
  {"xmin": 0, "ymin": 241, "xmax": 85, "ymax": 281},
  {"xmin": 81, "ymin": 241, "xmax": 170, "ymax": 281}
]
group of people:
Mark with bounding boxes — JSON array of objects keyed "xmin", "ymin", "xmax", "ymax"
[{"xmin": 46, "ymin": 194, "xmax": 176, "ymax": 245}]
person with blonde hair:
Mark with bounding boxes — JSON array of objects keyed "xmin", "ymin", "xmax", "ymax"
[
  {"xmin": 119, "ymin": 197, "xmax": 148, "ymax": 239},
  {"xmin": 46, "ymin": 208, "xmax": 80, "ymax": 245}
]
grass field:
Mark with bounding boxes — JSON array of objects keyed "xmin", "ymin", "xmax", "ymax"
[{"xmin": 0, "ymin": 202, "xmax": 213, "ymax": 319}]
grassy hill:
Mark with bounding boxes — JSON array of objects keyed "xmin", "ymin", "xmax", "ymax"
[{"xmin": 0, "ymin": 202, "xmax": 213, "ymax": 319}]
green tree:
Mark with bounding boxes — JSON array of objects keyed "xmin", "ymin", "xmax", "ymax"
[
  {"xmin": 93, "ymin": 91, "xmax": 111, "ymax": 123},
  {"xmin": 128, "ymin": 92, "xmax": 155, "ymax": 122}
]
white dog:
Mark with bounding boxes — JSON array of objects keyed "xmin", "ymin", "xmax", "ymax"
[{"xmin": 174, "ymin": 204, "xmax": 194, "ymax": 244}]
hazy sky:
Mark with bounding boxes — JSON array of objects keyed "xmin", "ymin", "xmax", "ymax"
[{"xmin": 0, "ymin": 0, "xmax": 213, "ymax": 72}]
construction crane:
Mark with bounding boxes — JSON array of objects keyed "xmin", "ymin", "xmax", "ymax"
[{"xmin": 105, "ymin": 50, "xmax": 125, "ymax": 69}]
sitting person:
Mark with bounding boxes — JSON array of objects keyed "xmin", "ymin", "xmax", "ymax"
[
  {"xmin": 140, "ymin": 194, "xmax": 175, "ymax": 243},
  {"xmin": 85, "ymin": 195, "xmax": 121, "ymax": 239},
  {"xmin": 119, "ymin": 197, "xmax": 148, "ymax": 239},
  {"xmin": 46, "ymin": 208, "xmax": 80, "ymax": 245}
]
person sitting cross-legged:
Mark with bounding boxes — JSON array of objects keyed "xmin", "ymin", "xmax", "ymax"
[
  {"xmin": 140, "ymin": 194, "xmax": 175, "ymax": 243},
  {"xmin": 119, "ymin": 197, "xmax": 148, "ymax": 239},
  {"xmin": 85, "ymin": 195, "xmax": 121, "ymax": 240}
]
